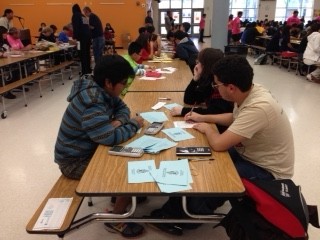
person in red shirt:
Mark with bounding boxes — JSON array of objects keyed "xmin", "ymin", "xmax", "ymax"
[
  {"xmin": 199, "ymin": 13, "xmax": 206, "ymax": 43},
  {"xmin": 231, "ymin": 11, "xmax": 243, "ymax": 44},
  {"xmin": 287, "ymin": 10, "xmax": 301, "ymax": 26}
]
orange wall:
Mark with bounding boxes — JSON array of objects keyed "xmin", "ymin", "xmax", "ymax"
[{"xmin": 0, "ymin": 0, "xmax": 146, "ymax": 47}]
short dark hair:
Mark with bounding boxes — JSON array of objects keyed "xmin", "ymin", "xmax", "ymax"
[
  {"xmin": 138, "ymin": 27, "xmax": 146, "ymax": 34},
  {"xmin": 174, "ymin": 30, "xmax": 188, "ymax": 40},
  {"xmin": 3, "ymin": 9, "xmax": 13, "ymax": 17},
  {"xmin": 50, "ymin": 24, "xmax": 57, "ymax": 31},
  {"xmin": 128, "ymin": 41, "xmax": 142, "ymax": 55},
  {"xmin": 182, "ymin": 22, "xmax": 191, "ymax": 32},
  {"xmin": 93, "ymin": 55, "xmax": 134, "ymax": 87},
  {"xmin": 213, "ymin": 55, "xmax": 253, "ymax": 92},
  {"xmin": 146, "ymin": 25, "xmax": 155, "ymax": 34},
  {"xmin": 293, "ymin": 10, "xmax": 299, "ymax": 14}
]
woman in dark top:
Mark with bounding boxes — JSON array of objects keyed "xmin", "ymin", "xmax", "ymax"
[
  {"xmin": 170, "ymin": 48, "xmax": 233, "ymax": 132},
  {"xmin": 71, "ymin": 3, "xmax": 91, "ymax": 75}
]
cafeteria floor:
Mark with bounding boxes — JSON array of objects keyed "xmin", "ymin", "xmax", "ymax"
[{"xmin": 0, "ymin": 39, "xmax": 319, "ymax": 240}]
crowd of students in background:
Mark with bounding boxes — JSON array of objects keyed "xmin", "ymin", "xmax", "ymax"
[{"xmin": 229, "ymin": 10, "xmax": 320, "ymax": 82}]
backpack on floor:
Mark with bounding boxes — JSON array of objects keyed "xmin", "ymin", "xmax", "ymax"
[
  {"xmin": 254, "ymin": 53, "xmax": 268, "ymax": 65},
  {"xmin": 216, "ymin": 178, "xmax": 319, "ymax": 240}
]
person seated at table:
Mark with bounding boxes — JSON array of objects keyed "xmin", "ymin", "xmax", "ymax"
[
  {"xmin": 58, "ymin": 25, "xmax": 71, "ymax": 43},
  {"xmin": 240, "ymin": 22, "xmax": 262, "ymax": 45},
  {"xmin": 38, "ymin": 26, "xmax": 56, "ymax": 43},
  {"xmin": 303, "ymin": 22, "xmax": 320, "ymax": 83},
  {"xmin": 149, "ymin": 55, "xmax": 295, "ymax": 236},
  {"xmin": 180, "ymin": 22, "xmax": 191, "ymax": 34},
  {"xmin": 170, "ymin": 48, "xmax": 233, "ymax": 133},
  {"xmin": 146, "ymin": 25, "xmax": 161, "ymax": 58},
  {"xmin": 6, "ymin": 27, "xmax": 32, "ymax": 51},
  {"xmin": 122, "ymin": 41, "xmax": 153, "ymax": 95},
  {"xmin": 54, "ymin": 55, "xmax": 145, "ymax": 238},
  {"xmin": 173, "ymin": 30, "xmax": 199, "ymax": 73},
  {"xmin": 135, "ymin": 31, "xmax": 151, "ymax": 62},
  {"xmin": 38, "ymin": 22, "xmax": 46, "ymax": 33},
  {"xmin": 280, "ymin": 25, "xmax": 298, "ymax": 52}
]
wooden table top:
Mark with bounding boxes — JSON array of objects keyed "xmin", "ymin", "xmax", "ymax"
[
  {"xmin": 128, "ymin": 59, "xmax": 193, "ymax": 92},
  {"xmin": 76, "ymin": 92, "xmax": 245, "ymax": 197}
]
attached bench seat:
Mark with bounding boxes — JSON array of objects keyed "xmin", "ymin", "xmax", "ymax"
[
  {"xmin": 0, "ymin": 72, "xmax": 47, "ymax": 95},
  {"xmin": 26, "ymin": 175, "xmax": 84, "ymax": 238}
]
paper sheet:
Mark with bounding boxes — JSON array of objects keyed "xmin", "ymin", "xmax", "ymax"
[
  {"xmin": 164, "ymin": 103, "xmax": 183, "ymax": 110},
  {"xmin": 151, "ymin": 102, "xmax": 166, "ymax": 110},
  {"xmin": 128, "ymin": 160, "xmax": 156, "ymax": 183},
  {"xmin": 140, "ymin": 111, "xmax": 168, "ymax": 123},
  {"xmin": 173, "ymin": 121, "xmax": 196, "ymax": 129},
  {"xmin": 33, "ymin": 198, "xmax": 73, "ymax": 230},
  {"xmin": 162, "ymin": 128, "xmax": 195, "ymax": 142}
]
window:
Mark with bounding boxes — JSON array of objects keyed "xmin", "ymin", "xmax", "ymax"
[
  {"xmin": 275, "ymin": 0, "xmax": 314, "ymax": 22},
  {"xmin": 159, "ymin": 0, "xmax": 204, "ymax": 9},
  {"xmin": 229, "ymin": 0, "xmax": 258, "ymax": 22}
]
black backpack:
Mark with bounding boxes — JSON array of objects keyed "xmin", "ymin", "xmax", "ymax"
[{"xmin": 216, "ymin": 178, "xmax": 319, "ymax": 240}]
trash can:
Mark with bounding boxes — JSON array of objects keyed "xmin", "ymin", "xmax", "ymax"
[{"xmin": 224, "ymin": 45, "xmax": 248, "ymax": 56}]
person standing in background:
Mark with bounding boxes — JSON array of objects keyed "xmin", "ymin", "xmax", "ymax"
[
  {"xmin": 165, "ymin": 11, "xmax": 174, "ymax": 34},
  {"xmin": 72, "ymin": 4, "xmax": 91, "ymax": 75},
  {"xmin": 287, "ymin": 10, "xmax": 301, "ymax": 26},
  {"xmin": 145, "ymin": 10, "xmax": 153, "ymax": 26},
  {"xmin": 0, "ymin": 9, "xmax": 14, "ymax": 31},
  {"xmin": 231, "ymin": 11, "xmax": 243, "ymax": 44},
  {"xmin": 199, "ymin": 13, "xmax": 206, "ymax": 43},
  {"xmin": 83, "ymin": 6, "xmax": 104, "ymax": 64},
  {"xmin": 227, "ymin": 14, "xmax": 234, "ymax": 45}
]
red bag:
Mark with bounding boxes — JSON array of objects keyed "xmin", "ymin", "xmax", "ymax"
[{"xmin": 280, "ymin": 51, "xmax": 297, "ymax": 58}]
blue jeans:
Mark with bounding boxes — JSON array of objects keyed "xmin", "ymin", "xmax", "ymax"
[
  {"xmin": 161, "ymin": 148, "xmax": 274, "ymax": 216},
  {"xmin": 92, "ymin": 36, "xmax": 105, "ymax": 63}
]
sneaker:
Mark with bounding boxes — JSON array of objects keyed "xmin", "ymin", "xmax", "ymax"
[
  {"xmin": 306, "ymin": 74, "xmax": 313, "ymax": 82},
  {"xmin": 104, "ymin": 222, "xmax": 144, "ymax": 238},
  {"xmin": 3, "ymin": 91, "xmax": 16, "ymax": 99}
]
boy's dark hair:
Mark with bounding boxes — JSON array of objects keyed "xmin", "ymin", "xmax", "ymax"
[
  {"xmin": 3, "ymin": 9, "xmax": 13, "ymax": 17},
  {"xmin": 146, "ymin": 25, "xmax": 155, "ymax": 34},
  {"xmin": 293, "ymin": 10, "xmax": 299, "ymax": 14},
  {"xmin": 50, "ymin": 25, "xmax": 57, "ymax": 31},
  {"xmin": 202, "ymin": 13, "xmax": 206, "ymax": 17},
  {"xmin": 166, "ymin": 31, "xmax": 174, "ymax": 40},
  {"xmin": 93, "ymin": 55, "xmax": 134, "ymax": 87},
  {"xmin": 213, "ymin": 55, "xmax": 253, "ymax": 92},
  {"xmin": 174, "ymin": 30, "xmax": 188, "ymax": 40},
  {"xmin": 135, "ymin": 33, "xmax": 149, "ymax": 49},
  {"xmin": 63, "ymin": 26, "xmax": 69, "ymax": 31},
  {"xmin": 128, "ymin": 41, "xmax": 143, "ymax": 55},
  {"xmin": 182, "ymin": 22, "xmax": 191, "ymax": 32},
  {"xmin": 138, "ymin": 27, "xmax": 146, "ymax": 34}
]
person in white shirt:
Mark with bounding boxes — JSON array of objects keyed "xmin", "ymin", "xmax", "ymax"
[
  {"xmin": 0, "ymin": 9, "xmax": 14, "ymax": 31},
  {"xmin": 303, "ymin": 23, "xmax": 320, "ymax": 83}
]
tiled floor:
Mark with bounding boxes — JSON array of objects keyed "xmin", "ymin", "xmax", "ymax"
[{"xmin": 0, "ymin": 42, "xmax": 319, "ymax": 239}]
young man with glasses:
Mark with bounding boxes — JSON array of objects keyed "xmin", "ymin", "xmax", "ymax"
[{"xmin": 186, "ymin": 55, "xmax": 294, "ymax": 181}]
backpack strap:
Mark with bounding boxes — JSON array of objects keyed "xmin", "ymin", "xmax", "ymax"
[{"xmin": 307, "ymin": 205, "xmax": 320, "ymax": 228}]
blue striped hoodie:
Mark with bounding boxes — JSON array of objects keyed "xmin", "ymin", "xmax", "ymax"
[{"xmin": 54, "ymin": 76, "xmax": 140, "ymax": 166}]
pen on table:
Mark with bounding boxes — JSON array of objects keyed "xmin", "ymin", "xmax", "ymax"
[{"xmin": 158, "ymin": 97, "xmax": 171, "ymax": 100}]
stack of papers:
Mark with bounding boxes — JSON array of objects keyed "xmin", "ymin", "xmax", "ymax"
[
  {"xmin": 140, "ymin": 111, "xmax": 168, "ymax": 123},
  {"xmin": 155, "ymin": 67, "xmax": 177, "ymax": 74},
  {"xmin": 162, "ymin": 128, "xmax": 195, "ymax": 141},
  {"xmin": 173, "ymin": 121, "xmax": 196, "ymax": 129},
  {"xmin": 140, "ymin": 76, "xmax": 166, "ymax": 80},
  {"xmin": 127, "ymin": 159, "xmax": 193, "ymax": 193},
  {"xmin": 151, "ymin": 102, "xmax": 166, "ymax": 110},
  {"xmin": 33, "ymin": 198, "xmax": 73, "ymax": 230},
  {"xmin": 126, "ymin": 135, "xmax": 177, "ymax": 154}
]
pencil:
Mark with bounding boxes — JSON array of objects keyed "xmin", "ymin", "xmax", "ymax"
[{"xmin": 190, "ymin": 103, "xmax": 196, "ymax": 116}]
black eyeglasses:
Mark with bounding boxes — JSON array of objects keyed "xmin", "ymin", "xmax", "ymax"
[{"xmin": 211, "ymin": 82, "xmax": 224, "ymax": 88}]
